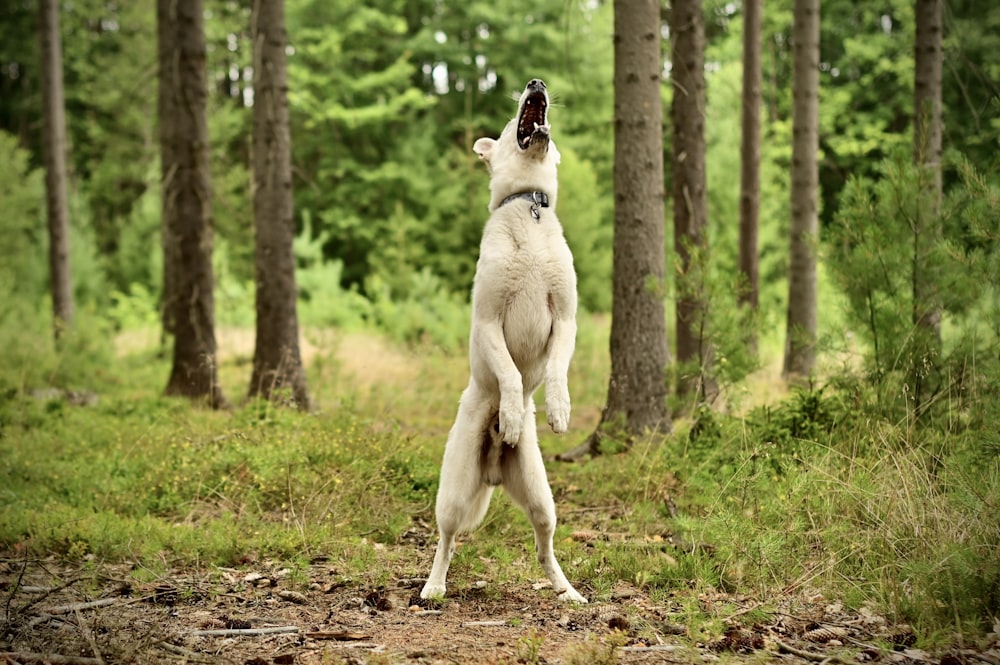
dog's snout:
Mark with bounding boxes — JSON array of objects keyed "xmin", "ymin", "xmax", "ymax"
[{"xmin": 527, "ymin": 78, "xmax": 546, "ymax": 91}]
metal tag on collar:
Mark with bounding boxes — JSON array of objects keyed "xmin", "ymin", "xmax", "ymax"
[{"xmin": 530, "ymin": 191, "xmax": 543, "ymax": 221}]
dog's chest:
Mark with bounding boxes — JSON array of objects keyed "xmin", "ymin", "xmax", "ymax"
[
  {"xmin": 480, "ymin": 217, "xmax": 568, "ymax": 295},
  {"xmin": 474, "ymin": 216, "xmax": 572, "ymax": 364}
]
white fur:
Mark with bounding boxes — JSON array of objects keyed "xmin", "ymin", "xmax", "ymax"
[{"xmin": 421, "ymin": 81, "xmax": 586, "ymax": 604}]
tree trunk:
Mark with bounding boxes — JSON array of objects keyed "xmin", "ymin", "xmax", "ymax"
[
  {"xmin": 158, "ymin": 1, "xmax": 177, "ymax": 342},
  {"xmin": 912, "ymin": 0, "xmax": 943, "ymax": 409},
  {"xmin": 562, "ymin": 0, "xmax": 671, "ymax": 460},
  {"xmin": 39, "ymin": 0, "xmax": 73, "ymax": 341},
  {"xmin": 158, "ymin": 0, "xmax": 227, "ymax": 408},
  {"xmin": 671, "ymin": 0, "xmax": 716, "ymax": 406},
  {"xmin": 738, "ymin": 0, "xmax": 762, "ymax": 357},
  {"xmin": 783, "ymin": 0, "xmax": 820, "ymax": 382},
  {"xmin": 248, "ymin": 0, "xmax": 310, "ymax": 409},
  {"xmin": 914, "ymin": 0, "xmax": 942, "ymax": 198}
]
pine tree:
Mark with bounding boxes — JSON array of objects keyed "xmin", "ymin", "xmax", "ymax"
[
  {"xmin": 248, "ymin": 0, "xmax": 310, "ymax": 409},
  {"xmin": 562, "ymin": 0, "xmax": 671, "ymax": 459},
  {"xmin": 783, "ymin": 0, "xmax": 820, "ymax": 382},
  {"xmin": 158, "ymin": 0, "xmax": 227, "ymax": 407},
  {"xmin": 672, "ymin": 0, "xmax": 716, "ymax": 405},
  {"xmin": 911, "ymin": 0, "xmax": 943, "ymax": 408},
  {"xmin": 739, "ymin": 0, "xmax": 762, "ymax": 357},
  {"xmin": 39, "ymin": 0, "xmax": 73, "ymax": 341}
]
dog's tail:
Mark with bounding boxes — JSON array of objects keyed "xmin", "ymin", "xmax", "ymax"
[{"xmin": 481, "ymin": 411, "xmax": 505, "ymax": 486}]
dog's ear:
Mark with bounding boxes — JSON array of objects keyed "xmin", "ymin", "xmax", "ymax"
[{"xmin": 473, "ymin": 137, "xmax": 496, "ymax": 166}]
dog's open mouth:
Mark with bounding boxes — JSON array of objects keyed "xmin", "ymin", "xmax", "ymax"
[{"xmin": 517, "ymin": 83, "xmax": 549, "ymax": 150}]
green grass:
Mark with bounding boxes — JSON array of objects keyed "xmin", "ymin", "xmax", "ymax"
[{"xmin": 1, "ymin": 311, "xmax": 998, "ymax": 651}]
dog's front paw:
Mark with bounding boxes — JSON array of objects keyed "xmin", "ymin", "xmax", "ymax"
[
  {"xmin": 545, "ymin": 386, "xmax": 571, "ymax": 434},
  {"xmin": 499, "ymin": 395, "xmax": 525, "ymax": 445}
]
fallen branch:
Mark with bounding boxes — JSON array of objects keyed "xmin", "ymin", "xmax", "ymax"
[
  {"xmin": 40, "ymin": 598, "xmax": 118, "ymax": 615},
  {"xmin": 27, "ymin": 613, "xmax": 62, "ymax": 630},
  {"xmin": 461, "ymin": 620, "xmax": 507, "ymax": 628},
  {"xmin": 621, "ymin": 645, "xmax": 684, "ymax": 653},
  {"xmin": 773, "ymin": 639, "xmax": 854, "ymax": 664},
  {"xmin": 304, "ymin": 631, "xmax": 372, "ymax": 641},
  {"xmin": 8, "ymin": 574, "xmax": 85, "ymax": 615},
  {"xmin": 190, "ymin": 626, "xmax": 300, "ymax": 637},
  {"xmin": 156, "ymin": 642, "xmax": 216, "ymax": 663},
  {"xmin": 0, "ymin": 653, "xmax": 103, "ymax": 665},
  {"xmin": 74, "ymin": 608, "xmax": 105, "ymax": 665}
]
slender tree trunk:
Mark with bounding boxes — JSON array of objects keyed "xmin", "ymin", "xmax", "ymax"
[
  {"xmin": 39, "ymin": 0, "xmax": 73, "ymax": 341},
  {"xmin": 248, "ymin": 0, "xmax": 310, "ymax": 409},
  {"xmin": 562, "ymin": 0, "xmax": 671, "ymax": 460},
  {"xmin": 158, "ymin": 3, "xmax": 177, "ymax": 342},
  {"xmin": 783, "ymin": 0, "xmax": 820, "ymax": 382},
  {"xmin": 158, "ymin": 0, "xmax": 227, "ymax": 408},
  {"xmin": 739, "ymin": 0, "xmax": 762, "ymax": 357},
  {"xmin": 912, "ymin": 0, "xmax": 943, "ymax": 409},
  {"xmin": 671, "ymin": 0, "xmax": 716, "ymax": 406},
  {"xmin": 914, "ymin": 0, "xmax": 942, "ymax": 199}
]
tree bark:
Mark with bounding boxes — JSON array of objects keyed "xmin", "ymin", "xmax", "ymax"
[
  {"xmin": 783, "ymin": 0, "xmax": 820, "ymax": 382},
  {"xmin": 738, "ymin": 0, "xmax": 762, "ymax": 357},
  {"xmin": 39, "ymin": 0, "xmax": 74, "ymax": 341},
  {"xmin": 248, "ymin": 0, "xmax": 310, "ymax": 409},
  {"xmin": 158, "ymin": 0, "xmax": 227, "ymax": 408},
  {"xmin": 671, "ymin": 0, "xmax": 716, "ymax": 406},
  {"xmin": 912, "ymin": 0, "xmax": 943, "ymax": 408},
  {"xmin": 914, "ymin": 0, "xmax": 942, "ymax": 198},
  {"xmin": 563, "ymin": 0, "xmax": 670, "ymax": 459}
]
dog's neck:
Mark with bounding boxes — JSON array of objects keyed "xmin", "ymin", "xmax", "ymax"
[{"xmin": 498, "ymin": 190, "xmax": 550, "ymax": 221}]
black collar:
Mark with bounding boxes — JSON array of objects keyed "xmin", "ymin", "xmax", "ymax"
[{"xmin": 499, "ymin": 190, "xmax": 550, "ymax": 221}]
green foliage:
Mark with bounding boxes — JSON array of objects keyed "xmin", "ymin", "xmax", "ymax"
[
  {"xmin": 828, "ymin": 151, "xmax": 999, "ymax": 418},
  {"xmin": 0, "ymin": 131, "xmax": 46, "ymax": 300},
  {"xmin": 943, "ymin": 1, "xmax": 1000, "ymax": 175},
  {"xmin": 0, "ymin": 297, "xmax": 115, "ymax": 396},
  {"xmin": 366, "ymin": 270, "xmax": 470, "ymax": 352},
  {"xmin": 60, "ymin": 0, "xmax": 158, "ymax": 286}
]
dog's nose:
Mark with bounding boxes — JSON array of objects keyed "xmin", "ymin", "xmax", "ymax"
[{"xmin": 527, "ymin": 78, "xmax": 546, "ymax": 91}]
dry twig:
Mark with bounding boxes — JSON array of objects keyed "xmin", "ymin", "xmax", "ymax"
[
  {"xmin": 190, "ymin": 626, "xmax": 300, "ymax": 637},
  {"xmin": 0, "ymin": 653, "xmax": 103, "ymax": 665}
]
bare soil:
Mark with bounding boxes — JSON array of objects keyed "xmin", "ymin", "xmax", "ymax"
[{"xmin": 3, "ymin": 555, "xmax": 995, "ymax": 665}]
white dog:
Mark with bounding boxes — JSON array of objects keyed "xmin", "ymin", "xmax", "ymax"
[{"xmin": 421, "ymin": 79, "xmax": 586, "ymax": 604}]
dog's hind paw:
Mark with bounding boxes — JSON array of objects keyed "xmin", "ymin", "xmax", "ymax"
[
  {"xmin": 556, "ymin": 587, "xmax": 588, "ymax": 604},
  {"xmin": 420, "ymin": 583, "xmax": 447, "ymax": 600}
]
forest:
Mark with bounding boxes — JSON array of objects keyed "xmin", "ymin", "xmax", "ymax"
[{"xmin": 1, "ymin": 0, "xmax": 999, "ymax": 663}]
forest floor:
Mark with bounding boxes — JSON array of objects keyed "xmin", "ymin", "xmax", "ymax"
[
  {"xmin": 7, "ymin": 543, "xmax": 997, "ymax": 665},
  {"xmin": 4, "ymin": 328, "xmax": 998, "ymax": 664}
]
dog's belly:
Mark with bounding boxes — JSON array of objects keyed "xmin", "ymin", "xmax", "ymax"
[{"xmin": 503, "ymin": 289, "xmax": 553, "ymax": 381}]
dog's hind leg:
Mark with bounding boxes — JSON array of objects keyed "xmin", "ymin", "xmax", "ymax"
[
  {"xmin": 422, "ymin": 382, "xmax": 496, "ymax": 600},
  {"xmin": 501, "ymin": 417, "xmax": 588, "ymax": 603}
]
